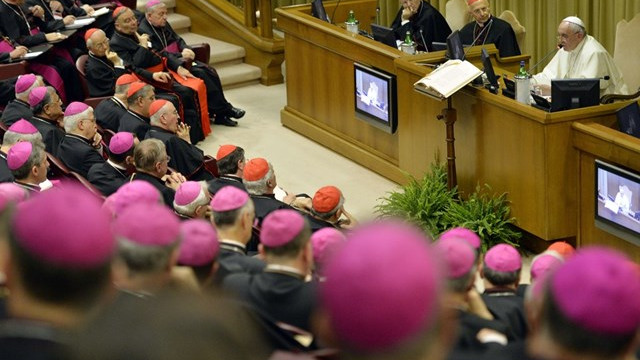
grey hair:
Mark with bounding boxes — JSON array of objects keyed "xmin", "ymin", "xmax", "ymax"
[
  {"xmin": 243, "ymin": 163, "xmax": 274, "ymax": 196},
  {"xmin": 15, "ymin": 76, "xmax": 39, "ymax": 101},
  {"xmin": 565, "ymin": 21, "xmax": 586, "ymax": 36},
  {"xmin": 85, "ymin": 29, "xmax": 105, "ymax": 49},
  {"xmin": 3, "ymin": 130, "xmax": 43, "ymax": 147},
  {"xmin": 145, "ymin": 1, "xmax": 166, "ymax": 14},
  {"xmin": 31, "ymin": 86, "xmax": 56, "ymax": 115},
  {"xmin": 311, "ymin": 195, "xmax": 345, "ymax": 220},
  {"xmin": 116, "ymin": 237, "xmax": 179, "ymax": 274},
  {"xmin": 173, "ymin": 181, "xmax": 209, "ymax": 217},
  {"xmin": 63, "ymin": 107, "xmax": 94, "ymax": 132},
  {"xmin": 11, "ymin": 142, "xmax": 45, "ymax": 180},
  {"xmin": 134, "ymin": 138, "xmax": 166, "ymax": 172},
  {"xmin": 149, "ymin": 102, "xmax": 170, "ymax": 126},
  {"xmin": 447, "ymin": 263, "xmax": 478, "ymax": 293}
]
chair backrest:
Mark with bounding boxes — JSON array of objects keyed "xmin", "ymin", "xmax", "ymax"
[
  {"xmin": 67, "ymin": 171, "xmax": 105, "ymax": 199},
  {"xmin": 445, "ymin": 0, "xmax": 471, "ymax": 31},
  {"xmin": 75, "ymin": 55, "xmax": 91, "ymax": 99},
  {"xmin": 46, "ymin": 152, "xmax": 71, "ymax": 179},
  {"xmin": 614, "ymin": 13, "xmax": 640, "ymax": 92},
  {"xmin": 499, "ymin": 10, "xmax": 526, "ymax": 54}
]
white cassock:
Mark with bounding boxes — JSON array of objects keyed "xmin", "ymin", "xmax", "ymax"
[{"xmin": 532, "ymin": 35, "xmax": 629, "ymax": 96}]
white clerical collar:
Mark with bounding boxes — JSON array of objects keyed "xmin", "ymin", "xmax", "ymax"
[
  {"xmin": 107, "ymin": 159, "xmax": 127, "ymax": 170},
  {"xmin": 220, "ymin": 239, "xmax": 246, "ymax": 249},
  {"xmin": 112, "ymin": 96, "xmax": 126, "ymax": 108},
  {"xmin": 265, "ymin": 264, "xmax": 306, "ymax": 277}
]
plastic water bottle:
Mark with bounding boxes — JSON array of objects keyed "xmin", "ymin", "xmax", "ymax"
[
  {"xmin": 401, "ymin": 31, "xmax": 416, "ymax": 54},
  {"xmin": 514, "ymin": 60, "xmax": 531, "ymax": 104},
  {"xmin": 345, "ymin": 10, "xmax": 359, "ymax": 34}
]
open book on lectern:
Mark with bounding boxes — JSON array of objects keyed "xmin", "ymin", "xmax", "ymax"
[{"xmin": 413, "ymin": 60, "xmax": 483, "ymax": 100}]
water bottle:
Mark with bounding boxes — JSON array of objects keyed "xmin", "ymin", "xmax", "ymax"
[
  {"xmin": 345, "ymin": 10, "xmax": 359, "ymax": 34},
  {"xmin": 514, "ymin": 60, "xmax": 531, "ymax": 104},
  {"xmin": 401, "ymin": 31, "xmax": 416, "ymax": 54}
]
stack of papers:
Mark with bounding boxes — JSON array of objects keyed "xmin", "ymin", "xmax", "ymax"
[{"xmin": 65, "ymin": 17, "xmax": 95, "ymax": 29}]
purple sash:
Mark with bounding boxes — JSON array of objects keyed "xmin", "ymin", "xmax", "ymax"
[
  {"xmin": 165, "ymin": 41, "xmax": 180, "ymax": 54},
  {"xmin": 0, "ymin": 40, "xmax": 14, "ymax": 53},
  {"xmin": 28, "ymin": 62, "xmax": 66, "ymax": 103}
]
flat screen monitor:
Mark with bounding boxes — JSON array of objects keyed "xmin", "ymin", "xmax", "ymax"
[
  {"xmin": 311, "ymin": 0, "xmax": 330, "ymax": 22},
  {"xmin": 354, "ymin": 62, "xmax": 397, "ymax": 134},
  {"xmin": 617, "ymin": 101, "xmax": 640, "ymax": 138},
  {"xmin": 595, "ymin": 159, "xmax": 640, "ymax": 246},
  {"xmin": 371, "ymin": 24, "xmax": 397, "ymax": 49},
  {"xmin": 446, "ymin": 30, "xmax": 464, "ymax": 60},
  {"xmin": 550, "ymin": 78, "xmax": 600, "ymax": 112},
  {"xmin": 481, "ymin": 48, "xmax": 499, "ymax": 88}
]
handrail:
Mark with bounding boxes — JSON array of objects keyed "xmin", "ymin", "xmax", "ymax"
[{"xmin": 239, "ymin": 0, "xmax": 273, "ymax": 39}]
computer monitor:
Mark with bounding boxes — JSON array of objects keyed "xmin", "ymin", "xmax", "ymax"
[
  {"xmin": 595, "ymin": 159, "xmax": 640, "ymax": 247},
  {"xmin": 354, "ymin": 62, "xmax": 398, "ymax": 134},
  {"xmin": 311, "ymin": 0, "xmax": 330, "ymax": 22},
  {"xmin": 446, "ymin": 30, "xmax": 464, "ymax": 60},
  {"xmin": 431, "ymin": 42, "xmax": 447, "ymax": 51},
  {"xmin": 617, "ymin": 101, "xmax": 640, "ymax": 138},
  {"xmin": 481, "ymin": 48, "xmax": 499, "ymax": 88},
  {"xmin": 371, "ymin": 24, "xmax": 397, "ymax": 49},
  {"xmin": 551, "ymin": 78, "xmax": 600, "ymax": 111}
]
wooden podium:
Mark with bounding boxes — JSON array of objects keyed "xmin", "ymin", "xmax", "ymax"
[{"xmin": 276, "ymin": 1, "xmax": 626, "ymax": 244}]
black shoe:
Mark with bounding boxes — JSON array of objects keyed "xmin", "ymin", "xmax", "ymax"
[
  {"xmin": 227, "ymin": 106, "xmax": 245, "ymax": 119},
  {"xmin": 213, "ymin": 116, "xmax": 238, "ymax": 127}
]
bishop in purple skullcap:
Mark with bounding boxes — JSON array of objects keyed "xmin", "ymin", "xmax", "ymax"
[
  {"xmin": 484, "ymin": 244, "xmax": 521, "ymax": 272},
  {"xmin": 174, "ymin": 181, "xmax": 203, "ymax": 206},
  {"xmin": 210, "ymin": 185, "xmax": 248, "ymax": 212},
  {"xmin": 108, "ymin": 132, "xmax": 135, "ymax": 155},
  {"xmin": 112, "ymin": 202, "xmax": 180, "ymax": 246},
  {"xmin": 0, "ymin": 183, "xmax": 28, "ymax": 211},
  {"xmin": 15, "ymin": 74, "xmax": 37, "ymax": 94},
  {"xmin": 28, "ymin": 86, "xmax": 48, "ymax": 108},
  {"xmin": 311, "ymin": 227, "xmax": 345, "ymax": 270},
  {"xmin": 112, "ymin": 180, "xmax": 162, "ymax": 216},
  {"xmin": 12, "ymin": 184, "xmax": 115, "ymax": 267},
  {"xmin": 260, "ymin": 209, "xmax": 305, "ymax": 248},
  {"xmin": 439, "ymin": 227, "xmax": 482, "ymax": 250},
  {"xmin": 64, "ymin": 102, "xmax": 90, "ymax": 117},
  {"xmin": 177, "ymin": 219, "xmax": 219, "ymax": 266},
  {"xmin": 8, "ymin": 119, "xmax": 39, "ymax": 135},
  {"xmin": 530, "ymin": 252, "xmax": 563, "ymax": 282},
  {"xmin": 320, "ymin": 221, "xmax": 442, "ymax": 352},
  {"xmin": 435, "ymin": 236, "xmax": 476, "ymax": 278},
  {"xmin": 7, "ymin": 141, "xmax": 33, "ymax": 170}
]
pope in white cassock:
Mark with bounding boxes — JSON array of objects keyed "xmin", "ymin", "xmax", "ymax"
[{"xmin": 532, "ymin": 16, "xmax": 629, "ymax": 97}]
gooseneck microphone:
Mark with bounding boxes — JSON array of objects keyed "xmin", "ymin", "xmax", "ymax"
[
  {"xmin": 419, "ymin": 29, "xmax": 428, "ymax": 52},
  {"xmin": 330, "ymin": 0, "xmax": 342, "ymax": 24},
  {"xmin": 527, "ymin": 44, "xmax": 562, "ymax": 73},
  {"xmin": 462, "ymin": 18, "xmax": 493, "ymax": 60}
]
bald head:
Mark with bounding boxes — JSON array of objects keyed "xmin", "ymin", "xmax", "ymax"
[{"xmin": 87, "ymin": 29, "xmax": 109, "ymax": 56}]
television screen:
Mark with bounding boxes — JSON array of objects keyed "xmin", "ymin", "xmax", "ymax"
[
  {"xmin": 595, "ymin": 159, "xmax": 640, "ymax": 246},
  {"xmin": 617, "ymin": 101, "xmax": 640, "ymax": 138},
  {"xmin": 481, "ymin": 48, "xmax": 499, "ymax": 88},
  {"xmin": 551, "ymin": 78, "xmax": 600, "ymax": 112},
  {"xmin": 354, "ymin": 62, "xmax": 397, "ymax": 134},
  {"xmin": 446, "ymin": 30, "xmax": 464, "ymax": 60},
  {"xmin": 371, "ymin": 24, "xmax": 397, "ymax": 49},
  {"xmin": 311, "ymin": 0, "xmax": 330, "ymax": 22}
]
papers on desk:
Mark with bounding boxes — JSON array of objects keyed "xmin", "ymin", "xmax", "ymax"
[
  {"xmin": 413, "ymin": 59, "xmax": 482, "ymax": 100},
  {"xmin": 23, "ymin": 51, "xmax": 43, "ymax": 59},
  {"xmin": 91, "ymin": 7, "xmax": 110, "ymax": 17},
  {"xmin": 65, "ymin": 17, "xmax": 95, "ymax": 29}
]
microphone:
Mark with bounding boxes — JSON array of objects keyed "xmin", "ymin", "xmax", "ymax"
[
  {"xmin": 375, "ymin": 6, "xmax": 380, "ymax": 25},
  {"xmin": 462, "ymin": 18, "xmax": 493, "ymax": 60},
  {"xmin": 330, "ymin": 0, "xmax": 342, "ymax": 24},
  {"xmin": 419, "ymin": 29, "xmax": 428, "ymax": 52},
  {"xmin": 527, "ymin": 45, "xmax": 561, "ymax": 73}
]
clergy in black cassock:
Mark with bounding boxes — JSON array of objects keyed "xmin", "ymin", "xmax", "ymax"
[
  {"xmin": 459, "ymin": 4, "xmax": 520, "ymax": 58},
  {"xmin": 27, "ymin": 86, "xmax": 65, "ymax": 157},
  {"xmin": 391, "ymin": 0, "xmax": 452, "ymax": 52}
]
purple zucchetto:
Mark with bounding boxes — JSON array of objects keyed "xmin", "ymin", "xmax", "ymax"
[
  {"xmin": 112, "ymin": 202, "xmax": 180, "ymax": 246},
  {"xmin": 550, "ymin": 247, "xmax": 640, "ymax": 335},
  {"xmin": 484, "ymin": 243, "xmax": 521, "ymax": 272},
  {"xmin": 15, "ymin": 74, "xmax": 37, "ymax": 94},
  {"xmin": 321, "ymin": 221, "xmax": 441, "ymax": 351},
  {"xmin": 8, "ymin": 119, "xmax": 38, "ymax": 135},
  {"xmin": 12, "ymin": 184, "xmax": 115, "ymax": 267},
  {"xmin": 174, "ymin": 181, "xmax": 202, "ymax": 206},
  {"xmin": 311, "ymin": 227, "xmax": 345, "ymax": 268},
  {"xmin": 108, "ymin": 132, "xmax": 135, "ymax": 155},
  {"xmin": 28, "ymin": 86, "xmax": 48, "ymax": 108},
  {"xmin": 439, "ymin": 227, "xmax": 481, "ymax": 250},
  {"xmin": 64, "ymin": 102, "xmax": 90, "ymax": 117},
  {"xmin": 112, "ymin": 180, "xmax": 162, "ymax": 216},
  {"xmin": 210, "ymin": 186, "xmax": 248, "ymax": 212},
  {"xmin": 177, "ymin": 219, "xmax": 219, "ymax": 266},
  {"xmin": 530, "ymin": 252, "xmax": 563, "ymax": 282},
  {"xmin": 435, "ymin": 236, "xmax": 476, "ymax": 278},
  {"xmin": 260, "ymin": 209, "xmax": 305, "ymax": 248},
  {"xmin": 7, "ymin": 141, "xmax": 33, "ymax": 170}
]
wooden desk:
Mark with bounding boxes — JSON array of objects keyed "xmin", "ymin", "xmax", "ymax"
[{"xmin": 277, "ymin": 1, "xmax": 623, "ymax": 242}]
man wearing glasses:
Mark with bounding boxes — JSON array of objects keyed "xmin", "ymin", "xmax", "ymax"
[
  {"xmin": 57, "ymin": 102, "xmax": 105, "ymax": 178},
  {"xmin": 531, "ymin": 16, "xmax": 628, "ymax": 97}
]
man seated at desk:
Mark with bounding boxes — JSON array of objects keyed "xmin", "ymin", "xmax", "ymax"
[
  {"xmin": 391, "ymin": 0, "xmax": 451, "ymax": 52},
  {"xmin": 459, "ymin": 0, "xmax": 520, "ymax": 58},
  {"xmin": 531, "ymin": 16, "xmax": 628, "ymax": 97}
]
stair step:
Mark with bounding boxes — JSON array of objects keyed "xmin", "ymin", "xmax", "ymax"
[
  {"xmin": 179, "ymin": 33, "xmax": 246, "ymax": 65},
  {"xmin": 136, "ymin": 0, "xmax": 175, "ymax": 13},
  {"xmin": 167, "ymin": 13, "xmax": 191, "ymax": 33},
  {"xmin": 216, "ymin": 63, "xmax": 262, "ymax": 88}
]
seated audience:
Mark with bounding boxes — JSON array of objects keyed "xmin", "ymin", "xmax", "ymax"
[
  {"xmin": 1, "ymin": 74, "xmax": 39, "ymax": 127},
  {"xmin": 207, "ymin": 144, "xmax": 247, "ymax": 195},
  {"xmin": 88, "ymin": 132, "xmax": 136, "ymax": 196},
  {"xmin": 172, "ymin": 180, "xmax": 211, "ymax": 220},
  {"xmin": 318, "ymin": 221, "xmax": 453, "ymax": 360},
  {"xmin": 0, "ymin": 119, "xmax": 44, "ymax": 183},
  {"xmin": 57, "ymin": 102, "xmax": 105, "ymax": 178},
  {"xmin": 527, "ymin": 248, "xmax": 640, "ymax": 360},
  {"xmin": 391, "ymin": 0, "xmax": 452, "ymax": 52},
  {"xmin": 140, "ymin": 0, "xmax": 245, "ymax": 127},
  {"xmin": 224, "ymin": 209, "xmax": 315, "ymax": 332},
  {"xmin": 129, "ymin": 138, "xmax": 185, "ymax": 206},
  {"xmin": 176, "ymin": 219, "xmax": 220, "ymax": 287},
  {"xmin": 27, "ymin": 86, "xmax": 65, "ymax": 156},
  {"xmin": 210, "ymin": 186, "xmax": 265, "ymax": 284},
  {"xmin": 94, "ymin": 74, "xmax": 136, "ymax": 132},
  {"xmin": 85, "ymin": 28, "xmax": 128, "ymax": 97},
  {"xmin": 310, "ymin": 227, "xmax": 345, "ymax": 282},
  {"xmin": 119, "ymin": 82, "xmax": 154, "ymax": 140},
  {"xmin": 111, "ymin": 202, "xmax": 181, "ymax": 297},
  {"xmin": 7, "ymin": 141, "xmax": 49, "ymax": 196},
  {"xmin": 481, "ymin": 244, "xmax": 527, "ymax": 340},
  {"xmin": 146, "ymin": 99, "xmax": 214, "ymax": 181},
  {"xmin": 532, "ymin": 16, "xmax": 628, "ymax": 96},
  {"xmin": 308, "ymin": 185, "xmax": 357, "ymax": 231},
  {"xmin": 0, "ymin": 185, "xmax": 115, "ymax": 358},
  {"xmin": 459, "ymin": 0, "xmax": 520, "ymax": 57}
]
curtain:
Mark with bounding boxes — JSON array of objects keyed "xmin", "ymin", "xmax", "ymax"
[{"xmin": 379, "ymin": 0, "xmax": 640, "ymax": 64}]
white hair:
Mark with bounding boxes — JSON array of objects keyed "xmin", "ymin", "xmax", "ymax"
[
  {"xmin": 63, "ymin": 107, "xmax": 94, "ymax": 132},
  {"xmin": 149, "ymin": 102, "xmax": 171, "ymax": 126},
  {"xmin": 173, "ymin": 182, "xmax": 209, "ymax": 217},
  {"xmin": 243, "ymin": 163, "xmax": 274, "ymax": 196}
]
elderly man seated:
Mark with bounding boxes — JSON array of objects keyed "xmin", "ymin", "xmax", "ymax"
[
  {"xmin": 0, "ymin": 119, "xmax": 44, "ymax": 183},
  {"xmin": 27, "ymin": 86, "xmax": 65, "ymax": 156},
  {"xmin": 57, "ymin": 102, "xmax": 105, "ymax": 178},
  {"xmin": 7, "ymin": 141, "xmax": 50, "ymax": 196},
  {"xmin": 130, "ymin": 138, "xmax": 185, "ymax": 206},
  {"xmin": 173, "ymin": 181, "xmax": 211, "ymax": 220}
]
